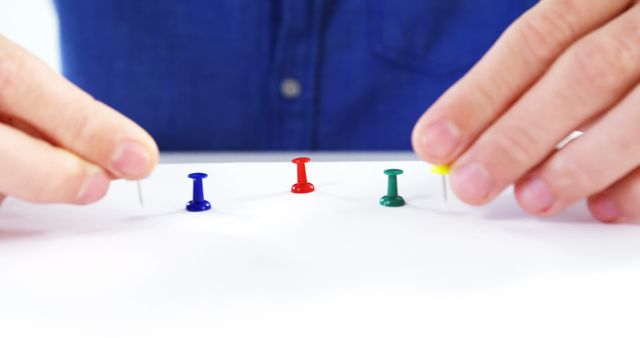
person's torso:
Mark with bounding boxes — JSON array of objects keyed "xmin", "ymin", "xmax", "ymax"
[{"xmin": 55, "ymin": 0, "xmax": 536, "ymax": 151}]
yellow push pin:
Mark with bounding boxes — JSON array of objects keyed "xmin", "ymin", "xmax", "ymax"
[{"xmin": 431, "ymin": 164, "xmax": 451, "ymax": 203}]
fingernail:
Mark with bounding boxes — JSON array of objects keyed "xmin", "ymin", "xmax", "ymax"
[
  {"xmin": 420, "ymin": 120, "xmax": 461, "ymax": 159},
  {"xmin": 77, "ymin": 170, "xmax": 110, "ymax": 204},
  {"xmin": 451, "ymin": 162, "xmax": 493, "ymax": 201},
  {"xmin": 519, "ymin": 178, "xmax": 555, "ymax": 213},
  {"xmin": 591, "ymin": 195, "xmax": 621, "ymax": 223},
  {"xmin": 111, "ymin": 141, "xmax": 152, "ymax": 178}
]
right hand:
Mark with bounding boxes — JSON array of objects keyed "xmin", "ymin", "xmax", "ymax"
[{"xmin": 0, "ymin": 34, "xmax": 158, "ymax": 205}]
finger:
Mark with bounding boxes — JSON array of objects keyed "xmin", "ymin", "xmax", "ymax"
[
  {"xmin": 450, "ymin": 4, "xmax": 640, "ymax": 205},
  {"xmin": 588, "ymin": 168, "xmax": 640, "ymax": 223},
  {"xmin": 514, "ymin": 83, "xmax": 640, "ymax": 215},
  {"xmin": 0, "ymin": 194, "xmax": 5, "ymax": 206},
  {"xmin": 412, "ymin": 0, "xmax": 631, "ymax": 164},
  {"xmin": 0, "ymin": 123, "xmax": 110, "ymax": 204},
  {"xmin": 0, "ymin": 34, "xmax": 158, "ymax": 179}
]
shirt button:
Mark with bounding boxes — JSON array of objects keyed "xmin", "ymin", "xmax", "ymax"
[{"xmin": 280, "ymin": 78, "xmax": 302, "ymax": 100}]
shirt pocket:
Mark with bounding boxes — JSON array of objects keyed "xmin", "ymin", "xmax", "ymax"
[{"xmin": 367, "ymin": 0, "xmax": 527, "ymax": 74}]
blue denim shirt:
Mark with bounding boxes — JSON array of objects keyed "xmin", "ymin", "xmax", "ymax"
[{"xmin": 54, "ymin": 0, "xmax": 536, "ymax": 151}]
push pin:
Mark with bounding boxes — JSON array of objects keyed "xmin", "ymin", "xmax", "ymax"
[
  {"xmin": 431, "ymin": 164, "xmax": 451, "ymax": 203},
  {"xmin": 291, "ymin": 157, "xmax": 315, "ymax": 194},
  {"xmin": 380, "ymin": 169, "xmax": 405, "ymax": 207},
  {"xmin": 186, "ymin": 172, "xmax": 211, "ymax": 212}
]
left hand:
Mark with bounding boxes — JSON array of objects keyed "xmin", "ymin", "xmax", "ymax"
[{"xmin": 412, "ymin": 0, "xmax": 640, "ymax": 223}]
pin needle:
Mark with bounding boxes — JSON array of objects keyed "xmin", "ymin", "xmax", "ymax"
[
  {"xmin": 441, "ymin": 176, "xmax": 448, "ymax": 203},
  {"xmin": 136, "ymin": 180, "xmax": 144, "ymax": 207},
  {"xmin": 431, "ymin": 164, "xmax": 451, "ymax": 203}
]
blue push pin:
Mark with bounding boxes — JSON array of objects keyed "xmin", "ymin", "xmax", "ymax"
[{"xmin": 186, "ymin": 173, "xmax": 211, "ymax": 212}]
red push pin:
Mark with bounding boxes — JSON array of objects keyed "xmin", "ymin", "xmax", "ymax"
[{"xmin": 291, "ymin": 157, "xmax": 315, "ymax": 194}]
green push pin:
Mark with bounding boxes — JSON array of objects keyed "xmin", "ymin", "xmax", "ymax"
[{"xmin": 380, "ymin": 169, "xmax": 405, "ymax": 207}]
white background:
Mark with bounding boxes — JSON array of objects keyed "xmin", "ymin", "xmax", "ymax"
[
  {"xmin": 2, "ymin": 161, "xmax": 640, "ymax": 337},
  {"xmin": 0, "ymin": 0, "xmax": 60, "ymax": 72}
]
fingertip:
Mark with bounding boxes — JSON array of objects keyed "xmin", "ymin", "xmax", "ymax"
[
  {"xmin": 109, "ymin": 139, "xmax": 158, "ymax": 179},
  {"xmin": 140, "ymin": 133, "xmax": 160, "ymax": 177},
  {"xmin": 588, "ymin": 194, "xmax": 622, "ymax": 224},
  {"xmin": 75, "ymin": 169, "xmax": 111, "ymax": 204},
  {"xmin": 412, "ymin": 115, "xmax": 462, "ymax": 165},
  {"xmin": 514, "ymin": 177, "xmax": 558, "ymax": 216},
  {"xmin": 450, "ymin": 162, "xmax": 494, "ymax": 206},
  {"xmin": 411, "ymin": 113, "xmax": 432, "ymax": 161},
  {"xmin": 148, "ymin": 135, "xmax": 160, "ymax": 172}
]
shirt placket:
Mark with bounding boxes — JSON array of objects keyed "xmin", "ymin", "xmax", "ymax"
[{"xmin": 269, "ymin": 0, "xmax": 323, "ymax": 150}]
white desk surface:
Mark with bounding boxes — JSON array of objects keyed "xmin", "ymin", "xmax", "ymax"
[{"xmin": 1, "ymin": 154, "xmax": 639, "ymax": 338}]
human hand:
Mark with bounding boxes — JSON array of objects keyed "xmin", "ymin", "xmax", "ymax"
[
  {"xmin": 0, "ymin": 34, "xmax": 158, "ymax": 205},
  {"xmin": 412, "ymin": 0, "xmax": 640, "ymax": 223}
]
